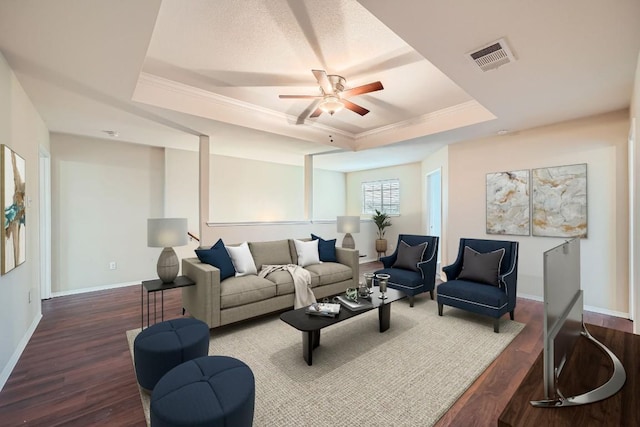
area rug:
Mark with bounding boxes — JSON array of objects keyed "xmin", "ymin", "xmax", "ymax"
[{"xmin": 126, "ymin": 301, "xmax": 524, "ymax": 426}]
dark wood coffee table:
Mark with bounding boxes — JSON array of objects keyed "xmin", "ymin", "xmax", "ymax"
[{"xmin": 280, "ymin": 287, "xmax": 406, "ymax": 365}]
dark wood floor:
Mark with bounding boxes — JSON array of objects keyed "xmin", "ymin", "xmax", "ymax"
[{"xmin": 0, "ymin": 262, "xmax": 632, "ymax": 426}]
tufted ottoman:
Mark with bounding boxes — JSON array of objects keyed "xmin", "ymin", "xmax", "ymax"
[
  {"xmin": 151, "ymin": 356, "xmax": 255, "ymax": 427},
  {"xmin": 133, "ymin": 318, "xmax": 209, "ymax": 391}
]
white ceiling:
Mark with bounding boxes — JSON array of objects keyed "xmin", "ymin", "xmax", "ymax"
[{"xmin": 0, "ymin": 0, "xmax": 638, "ymax": 172}]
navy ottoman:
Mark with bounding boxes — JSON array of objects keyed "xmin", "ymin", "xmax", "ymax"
[
  {"xmin": 151, "ymin": 356, "xmax": 255, "ymax": 427},
  {"xmin": 134, "ymin": 318, "xmax": 209, "ymax": 391}
]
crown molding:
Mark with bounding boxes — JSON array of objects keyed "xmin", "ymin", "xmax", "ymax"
[
  {"xmin": 353, "ymin": 100, "xmax": 496, "ymax": 150},
  {"xmin": 135, "ymin": 73, "xmax": 354, "ymax": 143},
  {"xmin": 134, "ymin": 73, "xmax": 495, "ymax": 154}
]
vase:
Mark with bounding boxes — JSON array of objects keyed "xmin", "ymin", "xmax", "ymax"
[{"xmin": 375, "ymin": 239, "xmax": 388, "ymax": 253}]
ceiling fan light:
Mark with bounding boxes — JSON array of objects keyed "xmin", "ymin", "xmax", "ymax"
[{"xmin": 319, "ymin": 96, "xmax": 344, "ymax": 115}]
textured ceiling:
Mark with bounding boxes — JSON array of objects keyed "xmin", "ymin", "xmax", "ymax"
[{"xmin": 135, "ymin": 0, "xmax": 487, "ymax": 146}]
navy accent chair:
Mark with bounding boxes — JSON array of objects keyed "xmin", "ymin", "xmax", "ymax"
[
  {"xmin": 375, "ymin": 234, "xmax": 439, "ymax": 307},
  {"xmin": 437, "ymin": 238, "xmax": 519, "ymax": 333}
]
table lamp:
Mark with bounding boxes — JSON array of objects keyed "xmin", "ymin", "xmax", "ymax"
[
  {"xmin": 148, "ymin": 218, "xmax": 188, "ymax": 283},
  {"xmin": 337, "ymin": 216, "xmax": 360, "ymax": 249}
]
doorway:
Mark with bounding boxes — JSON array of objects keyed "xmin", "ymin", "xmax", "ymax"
[
  {"xmin": 426, "ymin": 169, "xmax": 442, "ymax": 264},
  {"xmin": 39, "ymin": 147, "xmax": 51, "ymax": 300}
]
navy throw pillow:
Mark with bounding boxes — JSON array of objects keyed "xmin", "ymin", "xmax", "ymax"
[
  {"xmin": 311, "ymin": 233, "xmax": 337, "ymax": 262},
  {"xmin": 195, "ymin": 238, "xmax": 236, "ymax": 280}
]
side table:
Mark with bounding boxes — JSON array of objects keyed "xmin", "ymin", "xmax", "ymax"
[{"xmin": 141, "ymin": 276, "xmax": 195, "ymax": 329}]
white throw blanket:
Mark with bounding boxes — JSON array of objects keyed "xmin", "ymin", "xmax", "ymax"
[{"xmin": 259, "ymin": 264, "xmax": 316, "ymax": 309}]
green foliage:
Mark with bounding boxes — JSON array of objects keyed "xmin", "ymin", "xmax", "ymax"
[{"xmin": 372, "ymin": 209, "xmax": 392, "ymax": 239}]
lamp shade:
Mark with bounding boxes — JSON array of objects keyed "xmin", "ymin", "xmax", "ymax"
[
  {"xmin": 147, "ymin": 218, "xmax": 188, "ymax": 248},
  {"xmin": 337, "ymin": 216, "xmax": 360, "ymax": 234}
]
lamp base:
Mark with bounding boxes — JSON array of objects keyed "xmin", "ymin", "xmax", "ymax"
[
  {"xmin": 342, "ymin": 233, "xmax": 355, "ymax": 249},
  {"xmin": 157, "ymin": 247, "xmax": 179, "ymax": 283}
]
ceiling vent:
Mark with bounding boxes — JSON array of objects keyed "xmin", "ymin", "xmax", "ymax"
[{"xmin": 467, "ymin": 38, "xmax": 516, "ymax": 72}]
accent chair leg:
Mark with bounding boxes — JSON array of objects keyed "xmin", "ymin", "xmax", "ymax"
[
  {"xmin": 409, "ymin": 295, "xmax": 415, "ymax": 308},
  {"xmin": 438, "ymin": 303, "xmax": 443, "ymax": 316},
  {"xmin": 430, "ymin": 290, "xmax": 434, "ymax": 300},
  {"xmin": 494, "ymin": 318, "xmax": 500, "ymax": 333},
  {"xmin": 510, "ymin": 310, "xmax": 514, "ymax": 320}
]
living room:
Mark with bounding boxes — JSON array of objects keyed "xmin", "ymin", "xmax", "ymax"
[{"xmin": 1, "ymin": 1, "xmax": 640, "ymax": 425}]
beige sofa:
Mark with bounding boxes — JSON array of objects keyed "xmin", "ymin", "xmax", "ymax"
[{"xmin": 181, "ymin": 239, "xmax": 359, "ymax": 328}]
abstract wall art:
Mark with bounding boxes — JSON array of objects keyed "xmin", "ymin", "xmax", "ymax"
[
  {"xmin": 1, "ymin": 144, "xmax": 26, "ymax": 274},
  {"xmin": 486, "ymin": 170, "xmax": 530, "ymax": 236},
  {"xmin": 532, "ymin": 163, "xmax": 587, "ymax": 238}
]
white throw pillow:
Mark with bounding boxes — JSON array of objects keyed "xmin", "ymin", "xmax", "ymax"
[
  {"xmin": 225, "ymin": 242, "xmax": 257, "ymax": 277},
  {"xmin": 294, "ymin": 239, "xmax": 320, "ymax": 267}
]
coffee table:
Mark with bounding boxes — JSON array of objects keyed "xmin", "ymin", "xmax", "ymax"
[{"xmin": 280, "ymin": 287, "xmax": 406, "ymax": 365}]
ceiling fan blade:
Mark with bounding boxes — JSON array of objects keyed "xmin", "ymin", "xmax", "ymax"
[
  {"xmin": 312, "ymin": 69, "xmax": 333, "ymax": 95},
  {"xmin": 342, "ymin": 99, "xmax": 369, "ymax": 116},
  {"xmin": 309, "ymin": 107, "xmax": 323, "ymax": 118},
  {"xmin": 297, "ymin": 99, "xmax": 321, "ymax": 124},
  {"xmin": 341, "ymin": 81, "xmax": 384, "ymax": 98},
  {"xmin": 279, "ymin": 94, "xmax": 322, "ymax": 99}
]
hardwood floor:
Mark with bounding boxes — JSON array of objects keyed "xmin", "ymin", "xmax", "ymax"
[{"xmin": 0, "ymin": 262, "xmax": 632, "ymax": 426}]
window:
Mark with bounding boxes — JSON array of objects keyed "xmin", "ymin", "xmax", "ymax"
[{"xmin": 362, "ymin": 179, "xmax": 400, "ymax": 215}]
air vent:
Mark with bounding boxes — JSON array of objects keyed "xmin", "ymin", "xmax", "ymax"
[{"xmin": 467, "ymin": 38, "xmax": 516, "ymax": 72}]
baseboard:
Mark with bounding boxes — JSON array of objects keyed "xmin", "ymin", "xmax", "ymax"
[
  {"xmin": 517, "ymin": 293, "xmax": 543, "ymax": 302},
  {"xmin": 51, "ymin": 280, "xmax": 139, "ymax": 298},
  {"xmin": 518, "ymin": 292, "xmax": 629, "ymax": 319},
  {"xmin": 359, "ymin": 257, "xmax": 377, "ymax": 264},
  {"xmin": 0, "ymin": 312, "xmax": 42, "ymax": 392},
  {"xmin": 583, "ymin": 305, "xmax": 629, "ymax": 319}
]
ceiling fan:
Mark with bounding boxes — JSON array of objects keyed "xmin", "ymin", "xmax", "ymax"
[{"xmin": 279, "ymin": 69, "xmax": 383, "ymax": 117}]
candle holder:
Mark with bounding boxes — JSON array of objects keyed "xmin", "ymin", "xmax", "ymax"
[
  {"xmin": 358, "ymin": 281, "xmax": 369, "ymax": 298},
  {"xmin": 364, "ymin": 272, "xmax": 375, "ymax": 294},
  {"xmin": 376, "ymin": 273, "xmax": 390, "ymax": 300}
]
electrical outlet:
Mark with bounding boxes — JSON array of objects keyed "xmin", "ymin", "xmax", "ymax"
[{"xmin": 109, "ymin": 261, "xmax": 117, "ymax": 270}]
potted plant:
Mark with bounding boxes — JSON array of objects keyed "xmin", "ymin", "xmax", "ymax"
[{"xmin": 372, "ymin": 209, "xmax": 392, "ymax": 256}]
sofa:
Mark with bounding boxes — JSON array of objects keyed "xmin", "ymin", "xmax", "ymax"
[{"xmin": 181, "ymin": 238, "xmax": 359, "ymax": 328}]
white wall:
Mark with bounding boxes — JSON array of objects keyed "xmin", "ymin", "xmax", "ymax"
[
  {"xmin": 446, "ymin": 110, "xmax": 629, "ymax": 315},
  {"xmin": 0, "ymin": 53, "xmax": 49, "ymax": 390},
  {"xmin": 165, "ymin": 148, "xmax": 346, "ymax": 259},
  {"xmin": 314, "ymin": 168, "xmax": 346, "ymax": 220},
  {"xmin": 345, "ymin": 163, "xmax": 423, "ymax": 260},
  {"xmin": 164, "ymin": 147, "xmax": 201, "ymax": 263},
  {"xmin": 50, "ymin": 134, "xmax": 165, "ymax": 293},
  {"xmin": 210, "ymin": 154, "xmax": 304, "ymax": 222}
]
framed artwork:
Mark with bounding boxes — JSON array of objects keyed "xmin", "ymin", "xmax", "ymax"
[
  {"xmin": 1, "ymin": 144, "xmax": 26, "ymax": 274},
  {"xmin": 486, "ymin": 170, "xmax": 530, "ymax": 235},
  {"xmin": 532, "ymin": 163, "xmax": 587, "ymax": 238}
]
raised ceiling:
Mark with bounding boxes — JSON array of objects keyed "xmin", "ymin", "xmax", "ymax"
[{"xmin": 0, "ymin": 0, "xmax": 639, "ymax": 172}]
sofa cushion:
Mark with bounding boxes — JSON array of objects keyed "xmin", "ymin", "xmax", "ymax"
[
  {"xmin": 249, "ymin": 240, "xmax": 293, "ymax": 271},
  {"xmin": 294, "ymin": 239, "xmax": 320, "ymax": 267},
  {"xmin": 392, "ymin": 240, "xmax": 427, "ymax": 272},
  {"xmin": 195, "ymin": 239, "xmax": 236, "ymax": 280},
  {"xmin": 226, "ymin": 242, "xmax": 258, "ymax": 277},
  {"xmin": 458, "ymin": 246, "xmax": 505, "ymax": 286},
  {"xmin": 305, "ymin": 262, "xmax": 352, "ymax": 286},
  {"xmin": 220, "ymin": 275, "xmax": 276, "ymax": 309},
  {"xmin": 311, "ymin": 234, "xmax": 337, "ymax": 262},
  {"xmin": 263, "ymin": 269, "xmax": 321, "ymax": 295}
]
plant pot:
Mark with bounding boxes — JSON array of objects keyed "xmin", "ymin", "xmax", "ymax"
[{"xmin": 375, "ymin": 239, "xmax": 388, "ymax": 253}]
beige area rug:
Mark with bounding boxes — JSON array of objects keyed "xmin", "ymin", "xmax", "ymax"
[{"xmin": 126, "ymin": 301, "xmax": 524, "ymax": 426}]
